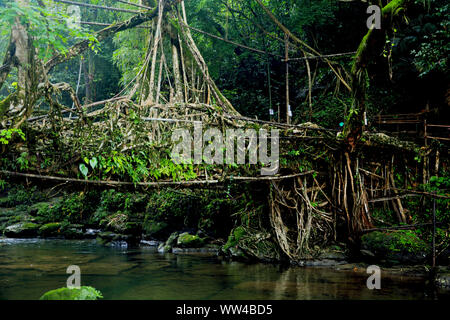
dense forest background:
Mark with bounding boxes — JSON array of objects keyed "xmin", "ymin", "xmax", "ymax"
[
  {"xmin": 0, "ymin": 0, "xmax": 448, "ymax": 265},
  {"xmin": 1, "ymin": 0, "xmax": 447, "ymax": 129}
]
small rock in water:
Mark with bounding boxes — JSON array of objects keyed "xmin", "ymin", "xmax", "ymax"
[
  {"xmin": 108, "ymin": 241, "xmax": 128, "ymax": 248},
  {"xmin": 84, "ymin": 229, "xmax": 101, "ymax": 238},
  {"xmin": 140, "ymin": 240, "xmax": 161, "ymax": 247},
  {"xmin": 172, "ymin": 247, "xmax": 218, "ymax": 254}
]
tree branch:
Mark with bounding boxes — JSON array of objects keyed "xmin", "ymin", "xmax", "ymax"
[{"xmin": 44, "ymin": 4, "xmax": 169, "ymax": 73}]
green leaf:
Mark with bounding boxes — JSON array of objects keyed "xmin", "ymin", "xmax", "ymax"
[
  {"xmin": 79, "ymin": 164, "xmax": 89, "ymax": 178},
  {"xmin": 89, "ymin": 157, "xmax": 98, "ymax": 170}
]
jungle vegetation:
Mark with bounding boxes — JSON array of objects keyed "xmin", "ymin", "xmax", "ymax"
[{"xmin": 0, "ymin": 0, "xmax": 448, "ymax": 264}]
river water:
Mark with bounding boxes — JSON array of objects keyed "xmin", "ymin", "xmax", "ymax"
[{"xmin": 0, "ymin": 238, "xmax": 446, "ymax": 300}]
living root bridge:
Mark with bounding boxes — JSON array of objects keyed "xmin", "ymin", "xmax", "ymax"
[
  {"xmin": 1, "ymin": 0, "xmax": 447, "ymax": 265},
  {"xmin": 0, "ymin": 170, "xmax": 316, "ymax": 189}
]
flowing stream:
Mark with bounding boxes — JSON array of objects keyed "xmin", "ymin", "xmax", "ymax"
[{"xmin": 0, "ymin": 238, "xmax": 446, "ymax": 300}]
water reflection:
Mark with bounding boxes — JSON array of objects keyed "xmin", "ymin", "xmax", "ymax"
[{"xmin": 0, "ymin": 238, "xmax": 445, "ymax": 300}]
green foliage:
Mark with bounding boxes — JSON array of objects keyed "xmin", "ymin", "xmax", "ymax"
[
  {"xmin": 16, "ymin": 152, "xmax": 29, "ymax": 171},
  {"xmin": 79, "ymin": 163, "xmax": 89, "ymax": 178},
  {"xmin": 35, "ymin": 192, "xmax": 99, "ymax": 224},
  {"xmin": 0, "ymin": 128, "xmax": 25, "ymax": 145},
  {"xmin": 183, "ymin": 0, "xmax": 347, "ymax": 122},
  {"xmin": 0, "ymin": 0, "xmax": 97, "ymax": 60},
  {"xmin": 362, "ymin": 230, "xmax": 428, "ymax": 255},
  {"xmin": 411, "ymin": 3, "xmax": 449, "ymax": 77},
  {"xmin": 90, "ymin": 189, "xmax": 146, "ymax": 226},
  {"xmin": 77, "ymin": 151, "xmax": 197, "ymax": 183},
  {"xmin": 39, "ymin": 286, "xmax": 103, "ymax": 300},
  {"xmin": 112, "ymin": 28, "xmax": 148, "ymax": 88},
  {"xmin": 303, "ymin": 93, "xmax": 351, "ymax": 128},
  {"xmin": 146, "ymin": 190, "xmax": 198, "ymax": 229},
  {"xmin": 418, "ymin": 175, "xmax": 450, "ymax": 251},
  {"xmin": 4, "ymin": 185, "xmax": 45, "ymax": 206}
]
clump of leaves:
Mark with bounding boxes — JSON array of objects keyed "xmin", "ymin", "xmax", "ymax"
[
  {"xmin": 0, "ymin": 128, "xmax": 25, "ymax": 145},
  {"xmin": 40, "ymin": 286, "xmax": 103, "ymax": 300}
]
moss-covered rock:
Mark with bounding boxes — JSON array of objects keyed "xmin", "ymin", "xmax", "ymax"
[
  {"xmin": 156, "ymin": 232, "xmax": 181, "ymax": 253},
  {"xmin": 97, "ymin": 231, "xmax": 114, "ymax": 241},
  {"xmin": 316, "ymin": 246, "xmax": 348, "ymax": 261},
  {"xmin": 223, "ymin": 226, "xmax": 246, "ymax": 251},
  {"xmin": 4, "ymin": 222, "xmax": 40, "ymax": 238},
  {"xmin": 221, "ymin": 227, "xmax": 282, "ymax": 262},
  {"xmin": 38, "ymin": 222, "xmax": 62, "ymax": 238},
  {"xmin": 39, "ymin": 286, "xmax": 103, "ymax": 300},
  {"xmin": 361, "ymin": 231, "xmax": 428, "ymax": 264},
  {"xmin": 96, "ymin": 231, "xmax": 129, "ymax": 245},
  {"xmin": 157, "ymin": 243, "xmax": 172, "ymax": 253},
  {"xmin": 62, "ymin": 224, "xmax": 85, "ymax": 239},
  {"xmin": 166, "ymin": 232, "xmax": 179, "ymax": 247},
  {"xmin": 177, "ymin": 232, "xmax": 205, "ymax": 248}
]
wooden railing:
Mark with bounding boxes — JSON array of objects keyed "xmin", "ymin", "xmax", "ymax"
[
  {"xmin": 425, "ymin": 123, "xmax": 450, "ymax": 142},
  {"xmin": 373, "ymin": 112, "xmax": 450, "ymax": 144}
]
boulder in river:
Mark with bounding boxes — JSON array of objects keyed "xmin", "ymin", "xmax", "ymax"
[
  {"xmin": 177, "ymin": 232, "xmax": 205, "ymax": 248},
  {"xmin": 38, "ymin": 222, "xmax": 62, "ymax": 238},
  {"xmin": 156, "ymin": 232, "xmax": 179, "ymax": 253},
  {"xmin": 4, "ymin": 222, "xmax": 40, "ymax": 238},
  {"xmin": 96, "ymin": 231, "xmax": 129, "ymax": 245},
  {"xmin": 166, "ymin": 232, "xmax": 179, "ymax": 246},
  {"xmin": 62, "ymin": 224, "xmax": 85, "ymax": 239}
]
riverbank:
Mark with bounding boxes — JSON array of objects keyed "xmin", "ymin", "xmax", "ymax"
[{"xmin": 1, "ymin": 184, "xmax": 449, "ymax": 291}]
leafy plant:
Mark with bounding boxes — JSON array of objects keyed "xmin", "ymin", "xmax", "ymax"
[
  {"xmin": 0, "ymin": 128, "xmax": 25, "ymax": 145},
  {"xmin": 40, "ymin": 286, "xmax": 103, "ymax": 300},
  {"xmin": 16, "ymin": 152, "xmax": 29, "ymax": 171},
  {"xmin": 0, "ymin": 0, "xmax": 98, "ymax": 60}
]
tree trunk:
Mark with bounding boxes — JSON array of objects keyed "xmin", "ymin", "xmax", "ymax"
[
  {"xmin": 344, "ymin": 0, "xmax": 411, "ymax": 149},
  {"xmin": 9, "ymin": 0, "xmax": 41, "ymax": 126},
  {"xmin": 171, "ymin": 37, "xmax": 183, "ymax": 103}
]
